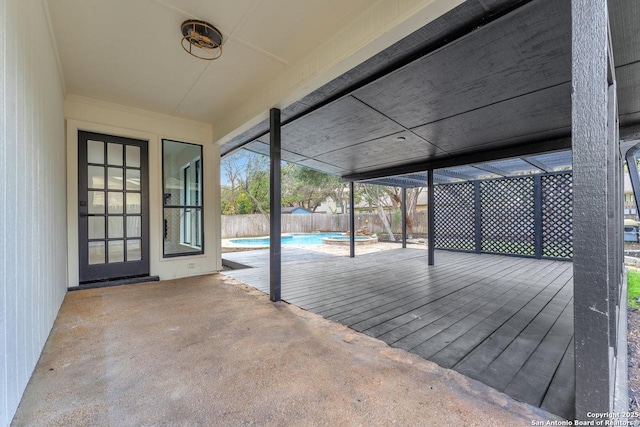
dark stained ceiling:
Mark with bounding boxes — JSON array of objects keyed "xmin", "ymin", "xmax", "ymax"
[{"xmin": 221, "ymin": 0, "xmax": 640, "ymax": 185}]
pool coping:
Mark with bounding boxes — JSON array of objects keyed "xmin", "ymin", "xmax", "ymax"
[{"xmin": 222, "ymin": 232, "xmax": 378, "ymax": 249}]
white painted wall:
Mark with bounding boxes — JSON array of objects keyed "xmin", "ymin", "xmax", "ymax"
[
  {"xmin": 1, "ymin": 0, "xmax": 68, "ymax": 425},
  {"xmin": 65, "ymin": 95, "xmax": 220, "ymax": 287}
]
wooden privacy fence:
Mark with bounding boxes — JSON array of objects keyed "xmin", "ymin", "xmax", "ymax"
[{"xmin": 222, "ymin": 212, "xmax": 428, "ymax": 238}]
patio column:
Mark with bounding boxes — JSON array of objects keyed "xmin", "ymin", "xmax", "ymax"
[
  {"xmin": 349, "ymin": 181, "xmax": 355, "ymax": 258},
  {"xmin": 270, "ymin": 108, "xmax": 282, "ymax": 302},
  {"xmin": 572, "ymin": 0, "xmax": 620, "ymax": 419},
  {"xmin": 401, "ymin": 187, "xmax": 407, "ymax": 248},
  {"xmin": 427, "ymin": 170, "xmax": 434, "ymax": 265}
]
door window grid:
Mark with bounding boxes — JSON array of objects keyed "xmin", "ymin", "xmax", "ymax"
[{"xmin": 86, "ymin": 140, "xmax": 143, "ymax": 264}]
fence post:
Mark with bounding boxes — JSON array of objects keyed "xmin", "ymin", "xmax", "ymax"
[
  {"xmin": 474, "ymin": 181, "xmax": 482, "ymax": 254},
  {"xmin": 534, "ymin": 175, "xmax": 543, "ymax": 259}
]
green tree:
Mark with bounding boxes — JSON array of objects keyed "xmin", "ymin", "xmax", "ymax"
[
  {"xmin": 359, "ymin": 183, "xmax": 397, "ymax": 240},
  {"xmin": 282, "ymin": 164, "xmax": 340, "ymax": 211},
  {"xmin": 221, "ymin": 150, "xmax": 270, "ymax": 220},
  {"xmin": 358, "ymin": 184, "xmax": 423, "ymax": 240}
]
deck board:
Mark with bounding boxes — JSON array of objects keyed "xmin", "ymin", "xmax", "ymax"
[
  {"xmin": 222, "ymin": 248, "xmax": 574, "ymax": 419},
  {"xmin": 429, "ymin": 263, "xmax": 572, "ymax": 368},
  {"xmin": 504, "ymin": 298, "xmax": 574, "ymax": 407},
  {"xmin": 541, "ymin": 337, "xmax": 576, "ymax": 419},
  {"xmin": 388, "ymin": 261, "xmax": 552, "ymax": 350},
  {"xmin": 373, "ymin": 258, "xmax": 545, "ymax": 345}
]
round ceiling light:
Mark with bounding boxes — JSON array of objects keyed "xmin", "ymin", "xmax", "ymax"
[{"xmin": 181, "ymin": 19, "xmax": 223, "ymax": 60}]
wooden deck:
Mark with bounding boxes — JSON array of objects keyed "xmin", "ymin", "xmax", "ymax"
[{"xmin": 222, "ymin": 248, "xmax": 575, "ymax": 419}]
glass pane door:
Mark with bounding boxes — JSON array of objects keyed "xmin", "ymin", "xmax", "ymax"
[{"xmin": 78, "ymin": 131, "xmax": 149, "ymax": 283}]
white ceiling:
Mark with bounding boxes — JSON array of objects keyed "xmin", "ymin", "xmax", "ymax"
[{"xmin": 47, "ymin": 0, "xmax": 368, "ymax": 123}]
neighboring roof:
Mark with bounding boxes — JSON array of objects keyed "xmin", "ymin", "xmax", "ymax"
[
  {"xmin": 281, "ymin": 207, "xmax": 312, "ymax": 214},
  {"xmin": 225, "ymin": 0, "xmax": 639, "ymax": 187}
]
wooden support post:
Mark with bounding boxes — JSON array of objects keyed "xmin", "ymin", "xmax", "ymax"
[
  {"xmin": 269, "ymin": 108, "xmax": 281, "ymax": 302},
  {"xmin": 349, "ymin": 181, "xmax": 355, "ymax": 258},
  {"xmin": 572, "ymin": 0, "xmax": 616, "ymax": 419},
  {"xmin": 401, "ymin": 187, "xmax": 407, "ymax": 249},
  {"xmin": 427, "ymin": 170, "xmax": 435, "ymax": 265}
]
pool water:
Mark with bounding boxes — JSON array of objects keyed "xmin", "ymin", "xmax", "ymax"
[{"xmin": 230, "ymin": 233, "xmax": 371, "ymax": 246}]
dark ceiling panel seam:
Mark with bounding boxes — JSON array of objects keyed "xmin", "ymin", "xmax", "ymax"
[
  {"xmin": 221, "ymin": 0, "xmax": 536, "ymax": 157},
  {"xmin": 244, "ymin": 144, "xmax": 310, "ymax": 164},
  {"xmin": 615, "ymin": 59, "xmax": 640, "ymax": 70},
  {"xmin": 348, "ymin": 94, "xmax": 449, "ymax": 155},
  {"xmin": 300, "ymin": 158, "xmax": 348, "ymax": 172},
  {"xmin": 407, "ymin": 80, "xmax": 572, "ymax": 131},
  {"xmin": 253, "ymin": 137, "xmax": 310, "ymax": 160},
  {"xmin": 253, "ymin": 98, "xmax": 411, "ymax": 161}
]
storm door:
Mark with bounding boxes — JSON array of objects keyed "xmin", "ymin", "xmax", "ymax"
[{"xmin": 78, "ymin": 131, "xmax": 150, "ymax": 282}]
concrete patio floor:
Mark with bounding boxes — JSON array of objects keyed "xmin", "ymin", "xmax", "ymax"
[{"xmin": 13, "ymin": 274, "xmax": 559, "ymax": 426}]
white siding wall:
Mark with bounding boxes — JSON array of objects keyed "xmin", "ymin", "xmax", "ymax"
[{"xmin": 1, "ymin": 0, "xmax": 67, "ymax": 425}]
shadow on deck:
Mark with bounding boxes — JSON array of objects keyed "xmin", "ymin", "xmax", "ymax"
[{"xmin": 223, "ymin": 248, "xmax": 574, "ymax": 419}]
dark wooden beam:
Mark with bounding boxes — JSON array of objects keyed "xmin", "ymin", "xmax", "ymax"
[
  {"xmin": 342, "ymin": 138, "xmax": 571, "ymax": 182},
  {"xmin": 270, "ymin": 108, "xmax": 282, "ymax": 302}
]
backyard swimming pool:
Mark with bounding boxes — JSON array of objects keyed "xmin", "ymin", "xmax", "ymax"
[{"xmin": 230, "ymin": 233, "xmax": 373, "ymax": 246}]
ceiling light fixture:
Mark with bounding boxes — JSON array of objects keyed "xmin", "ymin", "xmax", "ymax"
[{"xmin": 180, "ymin": 19, "xmax": 223, "ymax": 60}]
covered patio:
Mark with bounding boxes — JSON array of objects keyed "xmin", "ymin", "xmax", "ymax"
[
  {"xmin": 220, "ymin": 0, "xmax": 633, "ymax": 421},
  {"xmin": 3, "ymin": 0, "xmax": 638, "ymax": 424}
]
